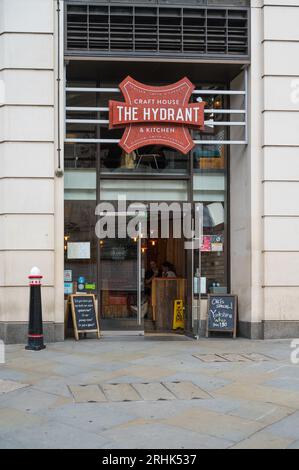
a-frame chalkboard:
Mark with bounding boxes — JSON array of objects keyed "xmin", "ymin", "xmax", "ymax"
[
  {"xmin": 65, "ymin": 294, "xmax": 100, "ymax": 341},
  {"xmin": 206, "ymin": 294, "xmax": 237, "ymax": 338}
]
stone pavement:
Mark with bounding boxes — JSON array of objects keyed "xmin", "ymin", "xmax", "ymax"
[{"xmin": 0, "ymin": 336, "xmax": 299, "ymax": 449}]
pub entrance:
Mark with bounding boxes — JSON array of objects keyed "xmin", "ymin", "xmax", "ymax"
[
  {"xmin": 64, "ymin": 58, "xmax": 244, "ymax": 339},
  {"xmin": 98, "ymin": 205, "xmax": 189, "ymax": 336}
]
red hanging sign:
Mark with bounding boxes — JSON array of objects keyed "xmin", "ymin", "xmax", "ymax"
[{"xmin": 109, "ymin": 76, "xmax": 205, "ymax": 154}]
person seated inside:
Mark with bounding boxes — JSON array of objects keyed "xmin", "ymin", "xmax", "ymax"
[
  {"xmin": 145, "ymin": 260, "xmax": 161, "ymax": 295},
  {"xmin": 161, "ymin": 261, "xmax": 177, "ymax": 278}
]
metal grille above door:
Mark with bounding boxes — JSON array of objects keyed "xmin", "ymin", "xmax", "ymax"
[{"xmin": 65, "ymin": 3, "xmax": 249, "ymax": 60}]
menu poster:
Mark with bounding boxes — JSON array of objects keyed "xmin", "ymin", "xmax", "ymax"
[
  {"xmin": 211, "ymin": 234, "xmax": 224, "ymax": 252},
  {"xmin": 206, "ymin": 294, "xmax": 238, "ymax": 338},
  {"xmin": 67, "ymin": 242, "xmax": 91, "ymax": 260},
  {"xmin": 201, "ymin": 235, "xmax": 224, "ymax": 252},
  {"xmin": 64, "ymin": 282, "xmax": 73, "ymax": 295},
  {"xmin": 206, "ymin": 294, "xmax": 237, "ymax": 338},
  {"xmin": 201, "ymin": 236, "xmax": 212, "ymax": 252},
  {"xmin": 64, "ymin": 270, "xmax": 72, "ymax": 282}
]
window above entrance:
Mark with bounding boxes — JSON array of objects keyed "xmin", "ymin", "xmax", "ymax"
[{"xmin": 65, "ymin": 2, "xmax": 250, "ymax": 61}]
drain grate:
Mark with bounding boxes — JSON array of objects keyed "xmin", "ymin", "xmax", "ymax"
[
  {"xmin": 68, "ymin": 384, "xmax": 107, "ymax": 403},
  {"xmin": 68, "ymin": 381, "xmax": 212, "ymax": 403},
  {"xmin": 163, "ymin": 381, "xmax": 211, "ymax": 400},
  {"xmin": 132, "ymin": 382, "xmax": 175, "ymax": 402},
  {"xmin": 193, "ymin": 353, "xmax": 274, "ymax": 363},
  {"xmin": 102, "ymin": 383, "xmax": 140, "ymax": 402}
]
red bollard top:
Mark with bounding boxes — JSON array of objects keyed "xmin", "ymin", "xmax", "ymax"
[{"xmin": 28, "ymin": 266, "xmax": 43, "ymax": 286}]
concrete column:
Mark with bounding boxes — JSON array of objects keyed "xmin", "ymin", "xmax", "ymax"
[
  {"xmin": 262, "ymin": 0, "xmax": 299, "ymax": 338},
  {"xmin": 0, "ymin": 0, "xmax": 64, "ymax": 343}
]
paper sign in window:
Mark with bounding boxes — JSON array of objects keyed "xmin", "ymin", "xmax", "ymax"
[{"xmin": 67, "ymin": 242, "xmax": 91, "ymax": 260}]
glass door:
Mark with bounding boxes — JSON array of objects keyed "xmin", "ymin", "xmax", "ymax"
[
  {"xmin": 98, "ymin": 212, "xmax": 146, "ymax": 333},
  {"xmin": 192, "ymin": 203, "xmax": 203, "ymax": 338}
]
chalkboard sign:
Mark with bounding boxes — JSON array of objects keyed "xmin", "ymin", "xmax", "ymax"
[
  {"xmin": 67, "ymin": 294, "xmax": 100, "ymax": 340},
  {"xmin": 206, "ymin": 294, "xmax": 237, "ymax": 338}
]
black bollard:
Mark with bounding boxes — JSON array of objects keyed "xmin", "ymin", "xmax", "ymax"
[{"xmin": 25, "ymin": 267, "xmax": 46, "ymax": 351}]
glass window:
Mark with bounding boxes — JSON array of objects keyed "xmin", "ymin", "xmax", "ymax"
[
  {"xmin": 65, "ymin": 85, "xmax": 98, "ymax": 169},
  {"xmin": 100, "ymin": 138, "xmax": 189, "ymax": 176},
  {"xmin": 65, "ymin": 142, "xmax": 97, "ymax": 169},
  {"xmin": 100, "ymin": 143, "xmax": 189, "ymax": 175},
  {"xmin": 193, "ymin": 201, "xmax": 227, "ymax": 296},
  {"xmin": 200, "ymin": 202, "xmax": 226, "ymax": 295},
  {"xmin": 64, "ymin": 170, "xmax": 96, "ymax": 201},
  {"xmin": 64, "ymin": 199, "xmax": 97, "ymax": 296},
  {"xmin": 65, "ymin": 121, "xmax": 97, "ymax": 170},
  {"xmin": 100, "ymin": 179, "xmax": 188, "ymax": 202},
  {"xmin": 65, "ymin": 78, "xmax": 230, "ymax": 300},
  {"xmin": 193, "ymin": 144, "xmax": 227, "ymax": 296},
  {"xmin": 191, "ymin": 90, "xmax": 228, "ymax": 296}
]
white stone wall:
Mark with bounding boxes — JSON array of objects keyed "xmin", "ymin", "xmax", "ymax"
[
  {"xmin": 229, "ymin": 2, "xmax": 265, "ymax": 336},
  {"xmin": 0, "ymin": 0, "xmax": 64, "ymax": 335},
  {"xmin": 260, "ymin": 0, "xmax": 299, "ymax": 328},
  {"xmin": 230, "ymin": 1, "xmax": 299, "ymax": 336}
]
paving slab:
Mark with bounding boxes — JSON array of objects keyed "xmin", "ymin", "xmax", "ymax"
[
  {"xmin": 69, "ymin": 385, "xmax": 107, "ymax": 403},
  {"xmin": 0, "ymin": 408, "xmax": 45, "ymax": 434},
  {"xmin": 263, "ymin": 365, "xmax": 299, "ymax": 380},
  {"xmin": 194, "ymin": 396, "xmax": 246, "ymax": 414},
  {"xmin": 0, "ymin": 368, "xmax": 32, "ymax": 382},
  {"xmin": 213, "ymin": 369, "xmax": 277, "ymax": 385},
  {"xmin": 120, "ymin": 366, "xmax": 175, "ymax": 381},
  {"xmin": 67, "ymin": 369, "xmax": 129, "ymax": 385},
  {"xmin": 160, "ymin": 372, "xmax": 232, "ymax": 391},
  {"xmin": 7, "ymin": 357, "xmax": 58, "ymax": 376},
  {"xmin": 242, "ymin": 353, "xmax": 273, "ymax": 362},
  {"xmin": 193, "ymin": 354, "xmax": 228, "ymax": 363},
  {"xmin": 262, "ymin": 377, "xmax": 299, "ymax": 393},
  {"xmin": 0, "ymin": 369, "xmax": 59, "ymax": 386},
  {"xmin": 39, "ymin": 402, "xmax": 137, "ymax": 433},
  {"xmin": 132, "ymin": 382, "xmax": 175, "ymax": 401},
  {"xmin": 288, "ymin": 440, "xmax": 299, "ymax": 449},
  {"xmin": 100, "ymin": 422, "xmax": 234, "ymax": 449},
  {"xmin": 0, "ymin": 379, "xmax": 29, "ymax": 394},
  {"xmin": 264, "ymin": 411, "xmax": 299, "ymax": 440},
  {"xmin": 231, "ymin": 432, "xmax": 293, "ymax": 449},
  {"xmin": 32, "ymin": 377, "xmax": 72, "ymax": 398},
  {"xmin": 102, "ymin": 399, "xmax": 203, "ymax": 421},
  {"xmin": 0, "ymin": 421, "xmax": 109, "ymax": 449},
  {"xmin": 163, "ymin": 381, "xmax": 211, "ymax": 400},
  {"xmin": 0, "ymin": 435, "xmax": 28, "ymax": 449},
  {"xmin": 1, "ymin": 338, "xmax": 298, "ymax": 449},
  {"xmin": 102, "ymin": 383, "xmax": 141, "ymax": 402},
  {"xmin": 39, "ymin": 362, "xmax": 95, "ymax": 378},
  {"xmin": 214, "ymin": 383, "xmax": 299, "ymax": 409},
  {"xmin": 228, "ymin": 401, "xmax": 295, "ymax": 426},
  {"xmin": 218, "ymin": 354, "xmax": 253, "ymax": 363},
  {"xmin": 0, "ymin": 387, "xmax": 69, "ymax": 413},
  {"xmin": 106, "ymin": 375, "xmax": 150, "ymax": 384},
  {"xmin": 162, "ymin": 407, "xmax": 265, "ymax": 442}
]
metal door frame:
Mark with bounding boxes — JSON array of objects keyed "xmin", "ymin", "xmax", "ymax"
[{"xmin": 98, "ymin": 209, "xmax": 145, "ymax": 335}]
